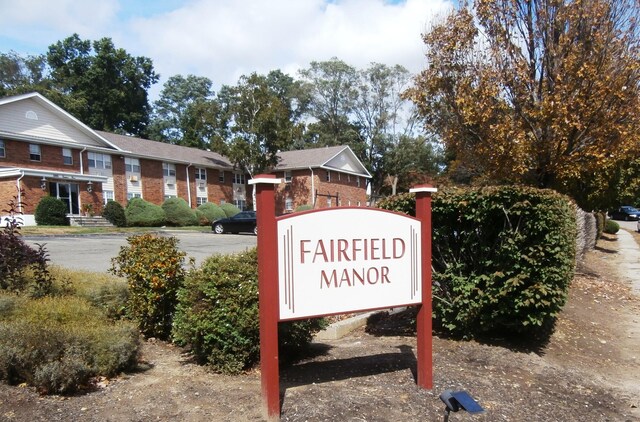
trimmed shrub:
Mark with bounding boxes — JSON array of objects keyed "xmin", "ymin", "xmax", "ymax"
[
  {"xmin": 125, "ymin": 197, "xmax": 166, "ymax": 227},
  {"xmin": 162, "ymin": 198, "xmax": 198, "ymax": 227},
  {"xmin": 0, "ymin": 295, "xmax": 139, "ymax": 394},
  {"xmin": 196, "ymin": 202, "xmax": 227, "ymax": 225},
  {"xmin": 34, "ymin": 196, "xmax": 68, "ymax": 226},
  {"xmin": 604, "ymin": 219, "xmax": 620, "ymax": 234},
  {"xmin": 294, "ymin": 204, "xmax": 313, "ymax": 212},
  {"xmin": 110, "ymin": 234, "xmax": 187, "ymax": 339},
  {"xmin": 220, "ymin": 202, "xmax": 241, "ymax": 217},
  {"xmin": 172, "ymin": 248, "xmax": 325, "ymax": 374},
  {"xmin": 378, "ymin": 186, "xmax": 576, "ymax": 337},
  {"xmin": 103, "ymin": 200, "xmax": 127, "ymax": 227}
]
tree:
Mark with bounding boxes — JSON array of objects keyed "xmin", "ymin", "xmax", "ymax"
[
  {"xmin": 47, "ymin": 34, "xmax": 159, "ymax": 136},
  {"xmin": 383, "ymin": 134, "xmax": 443, "ymax": 195},
  {"xmin": 217, "ymin": 71, "xmax": 306, "ymax": 207},
  {"xmin": 406, "ymin": 0, "xmax": 640, "ymax": 209},
  {"xmin": 0, "ymin": 51, "xmax": 51, "ymax": 97},
  {"xmin": 299, "ymin": 58, "xmax": 361, "ymax": 148},
  {"xmin": 148, "ymin": 74, "xmax": 217, "ymax": 148}
]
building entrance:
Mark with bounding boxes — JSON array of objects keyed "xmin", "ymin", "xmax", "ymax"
[{"xmin": 50, "ymin": 182, "xmax": 80, "ymax": 215}]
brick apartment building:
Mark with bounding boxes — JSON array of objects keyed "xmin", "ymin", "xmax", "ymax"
[{"xmin": 0, "ymin": 92, "xmax": 370, "ymax": 225}]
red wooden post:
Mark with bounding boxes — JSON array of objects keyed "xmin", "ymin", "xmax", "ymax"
[
  {"xmin": 410, "ymin": 184, "xmax": 437, "ymax": 389},
  {"xmin": 250, "ymin": 174, "xmax": 282, "ymax": 420}
]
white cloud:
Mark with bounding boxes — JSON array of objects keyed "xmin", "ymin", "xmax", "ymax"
[{"xmin": 0, "ymin": 0, "xmax": 454, "ymax": 97}]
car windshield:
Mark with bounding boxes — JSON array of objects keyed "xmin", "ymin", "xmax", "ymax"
[{"xmin": 623, "ymin": 207, "xmax": 639, "ymax": 212}]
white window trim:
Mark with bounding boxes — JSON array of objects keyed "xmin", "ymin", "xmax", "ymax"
[
  {"xmin": 63, "ymin": 148, "xmax": 73, "ymax": 165},
  {"xmin": 29, "ymin": 144, "xmax": 41, "ymax": 161},
  {"xmin": 284, "ymin": 171, "xmax": 292, "ymax": 183},
  {"xmin": 0, "ymin": 140, "xmax": 5, "ymax": 158}
]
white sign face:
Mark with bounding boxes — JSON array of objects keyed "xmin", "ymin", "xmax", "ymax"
[{"xmin": 277, "ymin": 208, "xmax": 422, "ymax": 320}]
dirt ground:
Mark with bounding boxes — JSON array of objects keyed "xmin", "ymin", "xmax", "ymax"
[{"xmin": 1, "ymin": 233, "xmax": 639, "ymax": 422}]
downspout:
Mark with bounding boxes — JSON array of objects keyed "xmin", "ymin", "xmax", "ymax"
[
  {"xmin": 309, "ymin": 167, "xmax": 315, "ymax": 207},
  {"xmin": 16, "ymin": 171, "xmax": 25, "ymax": 213},
  {"xmin": 79, "ymin": 147, "xmax": 87, "ymax": 174},
  {"xmin": 186, "ymin": 163, "xmax": 192, "ymax": 208}
]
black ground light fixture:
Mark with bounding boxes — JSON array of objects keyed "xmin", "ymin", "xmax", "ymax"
[{"xmin": 440, "ymin": 389, "xmax": 484, "ymax": 421}]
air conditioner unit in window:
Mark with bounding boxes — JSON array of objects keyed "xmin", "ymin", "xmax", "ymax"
[
  {"xmin": 129, "ymin": 175, "xmax": 139, "ymax": 182},
  {"xmin": 166, "ymin": 178, "xmax": 176, "ymax": 185},
  {"xmin": 198, "ymin": 181, "xmax": 206, "ymax": 188}
]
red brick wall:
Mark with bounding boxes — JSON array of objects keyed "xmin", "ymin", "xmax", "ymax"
[
  {"xmin": 274, "ymin": 168, "xmax": 367, "ymax": 215},
  {"xmin": 208, "ymin": 169, "xmax": 234, "ymax": 205},
  {"xmin": 0, "ymin": 139, "xmax": 82, "ymax": 172},
  {"xmin": 112, "ymin": 155, "xmax": 127, "ymax": 205},
  {"xmin": 141, "ymin": 159, "xmax": 164, "ymax": 205}
]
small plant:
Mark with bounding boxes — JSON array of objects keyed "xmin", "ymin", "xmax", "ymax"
[
  {"xmin": 103, "ymin": 200, "xmax": 127, "ymax": 227},
  {"xmin": 81, "ymin": 203, "xmax": 94, "ymax": 217},
  {"xmin": 110, "ymin": 234, "xmax": 187, "ymax": 339},
  {"xmin": 34, "ymin": 196, "xmax": 68, "ymax": 226},
  {"xmin": 1, "ymin": 192, "xmax": 54, "ymax": 297},
  {"xmin": 294, "ymin": 204, "xmax": 313, "ymax": 212},
  {"xmin": 604, "ymin": 219, "xmax": 620, "ymax": 234}
]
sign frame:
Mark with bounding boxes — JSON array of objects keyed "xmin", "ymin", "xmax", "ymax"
[{"xmin": 251, "ymin": 174, "xmax": 436, "ymax": 421}]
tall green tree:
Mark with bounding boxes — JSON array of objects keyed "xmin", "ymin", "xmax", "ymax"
[
  {"xmin": 47, "ymin": 34, "xmax": 159, "ymax": 136},
  {"xmin": 407, "ymin": 0, "xmax": 640, "ymax": 210},
  {"xmin": 217, "ymin": 70, "xmax": 306, "ymax": 182},
  {"xmin": 148, "ymin": 74, "xmax": 217, "ymax": 148},
  {"xmin": 299, "ymin": 58, "xmax": 361, "ymax": 149}
]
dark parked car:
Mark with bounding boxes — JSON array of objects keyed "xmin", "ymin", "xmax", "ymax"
[
  {"xmin": 212, "ymin": 211, "xmax": 257, "ymax": 235},
  {"xmin": 609, "ymin": 206, "xmax": 640, "ymax": 221}
]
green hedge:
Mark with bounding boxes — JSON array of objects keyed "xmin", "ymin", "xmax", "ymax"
[
  {"xmin": 162, "ymin": 197, "xmax": 198, "ymax": 226},
  {"xmin": 34, "ymin": 196, "xmax": 68, "ymax": 226},
  {"xmin": 604, "ymin": 219, "xmax": 620, "ymax": 234},
  {"xmin": 125, "ymin": 197, "xmax": 166, "ymax": 227},
  {"xmin": 172, "ymin": 248, "xmax": 325, "ymax": 374},
  {"xmin": 103, "ymin": 200, "xmax": 127, "ymax": 227},
  {"xmin": 196, "ymin": 202, "xmax": 226, "ymax": 225},
  {"xmin": 220, "ymin": 202, "xmax": 241, "ymax": 217},
  {"xmin": 378, "ymin": 186, "xmax": 576, "ymax": 337}
]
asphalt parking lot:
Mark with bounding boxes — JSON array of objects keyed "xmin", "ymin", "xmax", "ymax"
[{"xmin": 24, "ymin": 231, "xmax": 257, "ymax": 273}]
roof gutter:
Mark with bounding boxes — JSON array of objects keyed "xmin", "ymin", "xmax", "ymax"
[
  {"xmin": 186, "ymin": 163, "xmax": 193, "ymax": 208},
  {"xmin": 16, "ymin": 171, "xmax": 25, "ymax": 213}
]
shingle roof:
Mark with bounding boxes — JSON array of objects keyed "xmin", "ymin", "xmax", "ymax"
[
  {"xmin": 275, "ymin": 146, "xmax": 348, "ymax": 169},
  {"xmin": 96, "ymin": 131, "xmax": 234, "ymax": 170}
]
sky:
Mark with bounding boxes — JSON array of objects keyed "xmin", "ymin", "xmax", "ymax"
[{"xmin": 0, "ymin": 0, "xmax": 454, "ymax": 100}]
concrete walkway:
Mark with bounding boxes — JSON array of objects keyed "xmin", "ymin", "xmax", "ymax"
[{"xmin": 617, "ymin": 229, "xmax": 640, "ymax": 296}]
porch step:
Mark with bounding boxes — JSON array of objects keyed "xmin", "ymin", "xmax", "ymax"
[{"xmin": 69, "ymin": 216, "xmax": 114, "ymax": 227}]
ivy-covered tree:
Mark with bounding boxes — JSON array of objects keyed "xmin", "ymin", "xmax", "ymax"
[{"xmin": 406, "ymin": 0, "xmax": 640, "ymax": 209}]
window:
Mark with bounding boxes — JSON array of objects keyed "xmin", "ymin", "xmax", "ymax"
[
  {"xmin": 284, "ymin": 171, "xmax": 292, "ymax": 183},
  {"xmin": 357, "ymin": 176, "xmax": 361, "ymax": 187},
  {"xmin": 338, "ymin": 172, "xmax": 341, "ymax": 181},
  {"xmin": 195, "ymin": 168, "xmax": 207, "ymax": 180},
  {"xmin": 285, "ymin": 197, "xmax": 293, "ymax": 211},
  {"xmin": 125, "ymin": 157, "xmax": 141, "ymax": 173},
  {"xmin": 62, "ymin": 148, "xmax": 73, "ymax": 165},
  {"xmin": 196, "ymin": 197, "xmax": 207, "ymax": 205},
  {"xmin": 29, "ymin": 144, "xmax": 41, "ymax": 161},
  {"xmin": 88, "ymin": 152, "xmax": 112, "ymax": 169},
  {"xmin": 164, "ymin": 195, "xmax": 177, "ymax": 200},
  {"xmin": 348, "ymin": 174, "xmax": 351, "ymax": 182},
  {"xmin": 103, "ymin": 191, "xmax": 114, "ymax": 204},
  {"xmin": 127, "ymin": 192, "xmax": 142, "ymax": 200},
  {"xmin": 163, "ymin": 162, "xmax": 176, "ymax": 177},
  {"xmin": 326, "ymin": 170, "xmax": 331, "ymax": 182},
  {"xmin": 0, "ymin": 140, "xmax": 5, "ymax": 158},
  {"xmin": 233, "ymin": 172, "xmax": 245, "ymax": 184},
  {"xmin": 234, "ymin": 199, "xmax": 246, "ymax": 210},
  {"xmin": 219, "ymin": 170, "xmax": 225, "ymax": 182}
]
